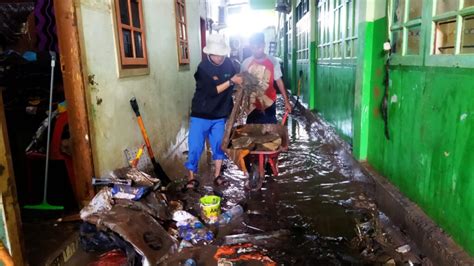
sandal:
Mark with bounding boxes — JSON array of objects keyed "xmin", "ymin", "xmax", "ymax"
[
  {"xmin": 213, "ymin": 175, "xmax": 229, "ymax": 186},
  {"xmin": 220, "ymin": 163, "xmax": 228, "ymax": 173},
  {"xmin": 181, "ymin": 179, "xmax": 199, "ymax": 192}
]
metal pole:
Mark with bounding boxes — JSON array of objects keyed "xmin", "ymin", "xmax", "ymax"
[{"xmin": 42, "ymin": 52, "xmax": 56, "ymax": 203}]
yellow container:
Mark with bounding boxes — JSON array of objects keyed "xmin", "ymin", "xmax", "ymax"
[{"xmin": 199, "ymin": 195, "xmax": 221, "ymax": 223}]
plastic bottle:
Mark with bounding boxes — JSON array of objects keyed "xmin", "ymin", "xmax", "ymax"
[
  {"xmin": 183, "ymin": 258, "xmax": 197, "ymax": 266},
  {"xmin": 218, "ymin": 205, "xmax": 244, "ymax": 225},
  {"xmin": 193, "ymin": 221, "xmax": 204, "ymax": 229}
]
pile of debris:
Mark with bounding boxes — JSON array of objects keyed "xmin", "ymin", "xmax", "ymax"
[
  {"xmin": 79, "ymin": 167, "xmax": 278, "ymax": 265},
  {"xmin": 80, "ymin": 168, "xmax": 177, "ymax": 265},
  {"xmin": 230, "ymin": 125, "xmax": 282, "ymax": 152}
]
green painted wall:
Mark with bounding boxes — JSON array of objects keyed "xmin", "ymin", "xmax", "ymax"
[
  {"xmin": 359, "ymin": 5, "xmax": 474, "ymax": 255},
  {"xmin": 296, "ymin": 61, "xmax": 310, "ymax": 104},
  {"xmin": 367, "ymin": 66, "xmax": 474, "ymax": 255},
  {"xmin": 295, "ymin": 12, "xmax": 312, "ymax": 107},
  {"xmin": 353, "ymin": 17, "xmax": 387, "ymax": 160},
  {"xmin": 309, "ymin": 41, "xmax": 316, "ymax": 109},
  {"xmin": 313, "ymin": 0, "xmax": 360, "ymax": 143},
  {"xmin": 309, "ymin": 0, "xmax": 317, "ymax": 110},
  {"xmin": 283, "ymin": 35, "xmax": 294, "ymax": 93},
  {"xmin": 308, "ymin": 0, "xmax": 474, "ymax": 257},
  {"xmin": 314, "ymin": 64, "xmax": 356, "ymax": 141}
]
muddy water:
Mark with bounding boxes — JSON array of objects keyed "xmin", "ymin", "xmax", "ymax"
[
  {"xmin": 214, "ymin": 109, "xmax": 394, "ymax": 265},
  {"xmin": 169, "ymin": 104, "xmax": 421, "ymax": 265}
]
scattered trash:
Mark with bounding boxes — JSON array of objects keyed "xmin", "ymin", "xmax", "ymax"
[
  {"xmin": 115, "ymin": 191, "xmax": 170, "ymax": 221},
  {"xmin": 177, "ymin": 220, "xmax": 214, "ymax": 245},
  {"xmin": 92, "ymin": 177, "xmax": 132, "ymax": 186},
  {"xmin": 169, "ymin": 200, "xmax": 184, "ymax": 212},
  {"xmin": 223, "ymin": 230, "xmax": 290, "ymax": 246},
  {"xmin": 56, "ymin": 214, "xmax": 81, "ymax": 223},
  {"xmin": 91, "ymin": 206, "xmax": 178, "ymax": 265},
  {"xmin": 79, "ymin": 223, "xmax": 141, "ymax": 265},
  {"xmin": 395, "ymin": 244, "xmax": 411, "ymax": 254},
  {"xmin": 111, "ymin": 184, "xmax": 150, "ymax": 201},
  {"xmin": 25, "ymin": 110, "xmax": 58, "ymax": 153},
  {"xmin": 355, "ymin": 220, "xmax": 375, "ymax": 240},
  {"xmin": 80, "ymin": 187, "xmax": 113, "ymax": 224},
  {"xmin": 247, "ymin": 210, "xmax": 264, "ymax": 215},
  {"xmin": 384, "ymin": 258, "xmax": 396, "ymax": 265},
  {"xmin": 171, "ymin": 210, "xmax": 214, "ymax": 245},
  {"xmin": 89, "ymin": 249, "xmax": 127, "ymax": 266},
  {"xmin": 241, "ymin": 222, "xmax": 265, "ymax": 232},
  {"xmin": 110, "ymin": 167, "xmax": 161, "ymax": 188},
  {"xmin": 199, "ymin": 195, "xmax": 221, "ymax": 224},
  {"xmin": 218, "ymin": 205, "xmax": 244, "ymax": 225},
  {"xmin": 183, "ymin": 258, "xmax": 197, "ymax": 266},
  {"xmin": 168, "ymin": 227, "xmax": 179, "ymax": 239},
  {"xmin": 214, "ymin": 243, "xmax": 276, "ymax": 266},
  {"xmin": 80, "ymin": 169, "xmax": 178, "ymax": 265},
  {"xmin": 178, "ymin": 240, "xmax": 193, "ymax": 252},
  {"xmin": 173, "ymin": 210, "xmax": 197, "ymax": 225}
]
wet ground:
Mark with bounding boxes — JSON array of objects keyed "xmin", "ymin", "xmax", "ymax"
[
  {"xmin": 168, "ymin": 104, "xmax": 425, "ymax": 265},
  {"xmin": 67, "ymin": 102, "xmax": 426, "ymax": 265}
]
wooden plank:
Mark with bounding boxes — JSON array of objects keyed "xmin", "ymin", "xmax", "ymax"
[
  {"xmin": 221, "ymin": 87, "xmax": 244, "ymax": 151},
  {"xmin": 53, "ymin": 0, "xmax": 95, "ymax": 205},
  {"xmin": 0, "ymin": 90, "xmax": 25, "ymax": 265}
]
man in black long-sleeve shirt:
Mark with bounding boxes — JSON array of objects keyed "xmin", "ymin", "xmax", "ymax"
[{"xmin": 184, "ymin": 34, "xmax": 242, "ymax": 190}]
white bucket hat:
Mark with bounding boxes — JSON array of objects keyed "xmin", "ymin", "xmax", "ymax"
[{"xmin": 203, "ymin": 34, "xmax": 230, "ymax": 56}]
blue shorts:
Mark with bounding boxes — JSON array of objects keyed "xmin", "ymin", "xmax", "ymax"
[
  {"xmin": 184, "ymin": 117, "xmax": 227, "ymax": 173},
  {"xmin": 246, "ymin": 103, "xmax": 277, "ymax": 124}
]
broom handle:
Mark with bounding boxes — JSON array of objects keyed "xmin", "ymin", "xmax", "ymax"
[{"xmin": 42, "ymin": 52, "xmax": 56, "ymax": 203}]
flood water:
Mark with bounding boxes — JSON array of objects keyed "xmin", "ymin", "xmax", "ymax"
[{"xmin": 203, "ymin": 106, "xmax": 417, "ymax": 265}]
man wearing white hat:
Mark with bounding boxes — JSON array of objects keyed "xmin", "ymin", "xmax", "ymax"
[{"xmin": 184, "ymin": 34, "xmax": 243, "ymax": 191}]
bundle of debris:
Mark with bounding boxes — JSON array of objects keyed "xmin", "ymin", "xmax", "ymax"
[
  {"xmin": 80, "ymin": 168, "xmax": 178, "ymax": 265},
  {"xmin": 220, "ymin": 71, "xmax": 289, "ymax": 173},
  {"xmin": 230, "ymin": 125, "xmax": 283, "ymax": 152}
]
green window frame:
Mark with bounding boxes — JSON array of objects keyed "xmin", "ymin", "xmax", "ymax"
[
  {"xmin": 389, "ymin": 0, "xmax": 424, "ymax": 65},
  {"xmin": 345, "ymin": 0, "xmax": 358, "ymax": 60},
  {"xmin": 333, "ymin": 0, "xmax": 344, "ymax": 59},
  {"xmin": 317, "ymin": 0, "xmax": 358, "ymax": 64},
  {"xmin": 426, "ymin": 0, "xmax": 474, "ymax": 67},
  {"xmin": 389, "ymin": 0, "xmax": 474, "ymax": 67},
  {"xmin": 317, "ymin": 0, "xmax": 331, "ymax": 61},
  {"xmin": 297, "ymin": 14, "xmax": 310, "ymax": 61}
]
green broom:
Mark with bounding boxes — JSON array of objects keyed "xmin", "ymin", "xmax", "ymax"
[{"xmin": 24, "ymin": 51, "xmax": 64, "ymax": 211}]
